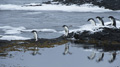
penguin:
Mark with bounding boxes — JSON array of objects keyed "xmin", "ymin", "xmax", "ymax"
[
  {"xmin": 31, "ymin": 46, "xmax": 41, "ymax": 56},
  {"xmin": 63, "ymin": 25, "xmax": 69, "ymax": 37},
  {"xmin": 88, "ymin": 18, "xmax": 96, "ymax": 26},
  {"xmin": 63, "ymin": 44, "xmax": 72, "ymax": 55},
  {"xmin": 96, "ymin": 52, "xmax": 104, "ymax": 62},
  {"xmin": 108, "ymin": 16, "xmax": 116, "ymax": 27},
  {"xmin": 88, "ymin": 52, "xmax": 96, "ymax": 60},
  {"xmin": 96, "ymin": 16, "xmax": 104, "ymax": 26},
  {"xmin": 31, "ymin": 30, "xmax": 38, "ymax": 41},
  {"xmin": 108, "ymin": 52, "xmax": 116, "ymax": 63}
]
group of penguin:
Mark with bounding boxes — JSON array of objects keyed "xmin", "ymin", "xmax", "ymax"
[
  {"xmin": 88, "ymin": 51, "xmax": 117, "ymax": 63},
  {"xmin": 0, "ymin": 16, "xmax": 118, "ymax": 42},
  {"xmin": 31, "ymin": 25, "xmax": 69, "ymax": 41},
  {"xmin": 26, "ymin": 16, "xmax": 119, "ymax": 41},
  {"xmin": 87, "ymin": 16, "xmax": 117, "ymax": 27}
]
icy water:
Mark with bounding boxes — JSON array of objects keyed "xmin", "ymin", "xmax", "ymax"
[{"xmin": 0, "ymin": 0, "xmax": 120, "ymax": 67}]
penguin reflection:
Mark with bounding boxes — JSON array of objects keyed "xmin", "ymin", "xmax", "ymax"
[
  {"xmin": 108, "ymin": 52, "xmax": 116, "ymax": 63},
  {"xmin": 96, "ymin": 52, "xmax": 104, "ymax": 62},
  {"xmin": 63, "ymin": 44, "xmax": 72, "ymax": 55},
  {"xmin": 87, "ymin": 51, "xmax": 119, "ymax": 63},
  {"xmin": 87, "ymin": 52, "xmax": 104, "ymax": 62},
  {"xmin": 88, "ymin": 52, "xmax": 96, "ymax": 60},
  {"xmin": 31, "ymin": 46, "xmax": 41, "ymax": 56}
]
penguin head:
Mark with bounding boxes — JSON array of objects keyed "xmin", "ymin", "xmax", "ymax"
[
  {"xmin": 87, "ymin": 18, "xmax": 96, "ymax": 26},
  {"xmin": 63, "ymin": 25, "xmax": 68, "ymax": 28},
  {"xmin": 96, "ymin": 16, "xmax": 104, "ymax": 20},
  {"xmin": 108, "ymin": 16, "xmax": 115, "ymax": 19},
  {"xmin": 31, "ymin": 30, "xmax": 37, "ymax": 33},
  {"xmin": 108, "ymin": 16, "xmax": 116, "ymax": 27},
  {"xmin": 87, "ymin": 18, "xmax": 94, "ymax": 22},
  {"xmin": 96, "ymin": 16, "xmax": 101, "ymax": 19}
]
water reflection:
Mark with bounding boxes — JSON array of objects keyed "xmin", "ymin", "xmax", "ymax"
[
  {"xmin": 71, "ymin": 41, "xmax": 120, "ymax": 63},
  {"xmin": 87, "ymin": 52, "xmax": 105, "ymax": 62},
  {"xmin": 96, "ymin": 52, "xmax": 104, "ymax": 62},
  {"xmin": 87, "ymin": 51, "xmax": 119, "ymax": 63},
  {"xmin": 108, "ymin": 52, "xmax": 117, "ymax": 63},
  {"xmin": 31, "ymin": 46, "xmax": 41, "ymax": 56},
  {"xmin": 0, "ymin": 40, "xmax": 120, "ymax": 64},
  {"xmin": 0, "ymin": 53, "xmax": 8, "ymax": 57},
  {"xmin": 88, "ymin": 52, "xmax": 96, "ymax": 60},
  {"xmin": 0, "ymin": 48, "xmax": 9, "ymax": 58},
  {"xmin": 63, "ymin": 43, "xmax": 72, "ymax": 55},
  {"xmin": 0, "ymin": 52, "xmax": 14, "ymax": 59}
]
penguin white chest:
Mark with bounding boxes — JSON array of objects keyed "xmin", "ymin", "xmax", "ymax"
[
  {"xmin": 110, "ymin": 18, "xmax": 114, "ymax": 25},
  {"xmin": 64, "ymin": 26, "xmax": 69, "ymax": 36},
  {"xmin": 33, "ymin": 32, "xmax": 38, "ymax": 41},
  {"xmin": 90, "ymin": 20, "xmax": 96, "ymax": 26},
  {"xmin": 97, "ymin": 18, "xmax": 103, "ymax": 26}
]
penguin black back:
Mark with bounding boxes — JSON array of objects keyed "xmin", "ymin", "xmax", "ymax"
[{"xmin": 108, "ymin": 16, "xmax": 116, "ymax": 27}]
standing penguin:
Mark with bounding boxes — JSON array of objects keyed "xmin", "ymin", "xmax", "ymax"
[
  {"xmin": 96, "ymin": 16, "xmax": 104, "ymax": 26},
  {"xmin": 63, "ymin": 25, "xmax": 69, "ymax": 37},
  {"xmin": 31, "ymin": 30, "xmax": 38, "ymax": 41},
  {"xmin": 88, "ymin": 18, "xmax": 96, "ymax": 26},
  {"xmin": 108, "ymin": 16, "xmax": 116, "ymax": 27}
]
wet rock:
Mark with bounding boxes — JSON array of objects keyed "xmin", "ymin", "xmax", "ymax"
[
  {"xmin": 71, "ymin": 27, "xmax": 120, "ymax": 43},
  {"xmin": 0, "ymin": 35, "xmax": 68, "ymax": 47}
]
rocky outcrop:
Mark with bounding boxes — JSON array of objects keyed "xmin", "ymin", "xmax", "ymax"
[
  {"xmin": 0, "ymin": 35, "xmax": 68, "ymax": 47},
  {"xmin": 72, "ymin": 27, "xmax": 120, "ymax": 44},
  {"xmin": 52, "ymin": 0, "xmax": 120, "ymax": 10}
]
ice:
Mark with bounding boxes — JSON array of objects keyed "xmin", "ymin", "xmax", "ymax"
[{"xmin": 0, "ymin": 35, "xmax": 30, "ymax": 40}]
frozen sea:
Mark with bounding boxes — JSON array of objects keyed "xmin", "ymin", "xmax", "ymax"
[{"xmin": 0, "ymin": 0, "xmax": 120, "ymax": 67}]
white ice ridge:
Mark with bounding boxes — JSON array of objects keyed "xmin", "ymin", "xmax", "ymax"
[
  {"xmin": 0, "ymin": 26, "xmax": 57, "ymax": 35},
  {"xmin": 0, "ymin": 35, "xmax": 30, "ymax": 40},
  {"xmin": 21, "ymin": 29, "xmax": 57, "ymax": 33},
  {"xmin": 0, "ymin": 26, "xmax": 26, "ymax": 34},
  {"xmin": 0, "ymin": 3, "xmax": 114, "ymax": 12}
]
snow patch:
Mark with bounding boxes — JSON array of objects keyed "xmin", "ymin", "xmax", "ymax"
[{"xmin": 0, "ymin": 35, "xmax": 30, "ymax": 40}]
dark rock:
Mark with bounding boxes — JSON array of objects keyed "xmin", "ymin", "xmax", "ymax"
[
  {"xmin": 52, "ymin": 0, "xmax": 120, "ymax": 10},
  {"xmin": 71, "ymin": 27, "xmax": 120, "ymax": 43},
  {"xmin": 43, "ymin": 1, "xmax": 52, "ymax": 4},
  {"xmin": 0, "ymin": 35, "xmax": 68, "ymax": 47}
]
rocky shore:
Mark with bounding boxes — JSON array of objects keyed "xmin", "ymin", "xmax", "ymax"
[
  {"xmin": 72, "ymin": 27, "xmax": 120, "ymax": 45},
  {"xmin": 52, "ymin": 0, "xmax": 120, "ymax": 10}
]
